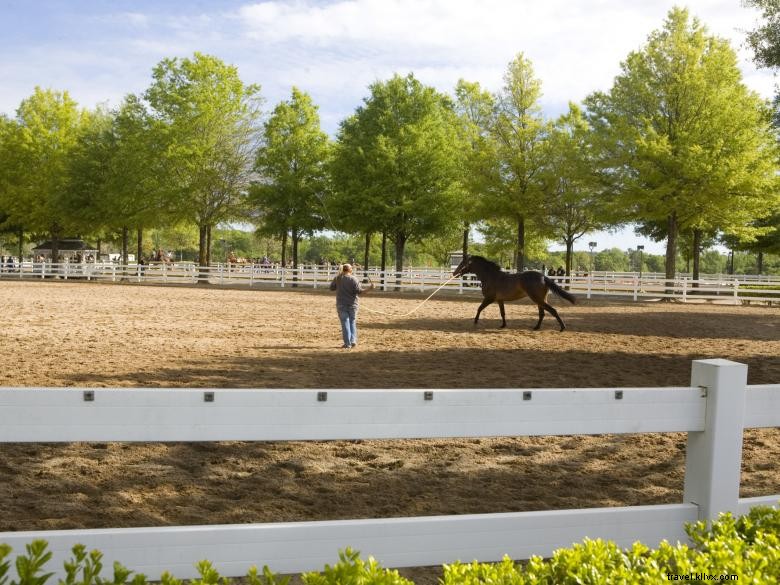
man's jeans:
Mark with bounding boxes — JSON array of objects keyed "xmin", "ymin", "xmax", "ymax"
[{"xmin": 337, "ymin": 304, "xmax": 358, "ymax": 347}]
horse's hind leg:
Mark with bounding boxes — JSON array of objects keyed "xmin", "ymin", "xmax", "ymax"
[
  {"xmin": 498, "ymin": 301, "xmax": 507, "ymax": 328},
  {"xmin": 543, "ymin": 302, "xmax": 566, "ymax": 331},
  {"xmin": 474, "ymin": 298, "xmax": 494, "ymax": 325},
  {"xmin": 533, "ymin": 305, "xmax": 545, "ymax": 330}
]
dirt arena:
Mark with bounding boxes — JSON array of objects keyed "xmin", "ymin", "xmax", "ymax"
[{"xmin": 0, "ymin": 280, "xmax": 778, "ymax": 577}]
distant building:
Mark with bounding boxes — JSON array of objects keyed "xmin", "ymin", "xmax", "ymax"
[{"xmin": 32, "ymin": 239, "xmax": 98, "ymax": 260}]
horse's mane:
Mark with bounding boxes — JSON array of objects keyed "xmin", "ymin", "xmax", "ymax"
[{"xmin": 469, "ymin": 255, "xmax": 503, "ymax": 274}]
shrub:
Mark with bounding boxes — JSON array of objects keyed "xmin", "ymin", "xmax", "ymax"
[{"xmin": 301, "ymin": 548, "xmax": 413, "ymax": 585}]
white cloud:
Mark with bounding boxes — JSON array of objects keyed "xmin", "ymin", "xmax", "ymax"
[
  {"xmin": 231, "ymin": 0, "xmax": 775, "ymax": 124},
  {"xmin": 1, "ymin": 0, "xmax": 775, "ymax": 130}
]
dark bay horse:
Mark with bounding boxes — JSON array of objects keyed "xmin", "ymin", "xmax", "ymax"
[{"xmin": 453, "ymin": 255, "xmax": 576, "ymax": 331}]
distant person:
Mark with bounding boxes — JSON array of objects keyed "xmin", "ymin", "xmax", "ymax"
[{"xmin": 329, "ymin": 263, "xmax": 374, "ymax": 349}]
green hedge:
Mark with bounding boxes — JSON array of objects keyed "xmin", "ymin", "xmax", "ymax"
[{"xmin": 1, "ymin": 506, "xmax": 778, "ymax": 585}]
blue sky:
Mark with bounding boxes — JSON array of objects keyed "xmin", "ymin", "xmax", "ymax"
[{"xmin": 2, "ymin": 0, "xmax": 775, "ymax": 254}]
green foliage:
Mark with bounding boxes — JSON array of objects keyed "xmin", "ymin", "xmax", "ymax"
[
  {"xmin": 144, "ymin": 52, "xmax": 262, "ymax": 265},
  {"xmin": 14, "ymin": 540, "xmax": 52, "ymax": 585},
  {"xmin": 441, "ymin": 556, "xmax": 524, "ymax": 585},
  {"xmin": 443, "ymin": 506, "xmax": 780, "ymax": 584},
  {"xmin": 586, "ymin": 7, "xmax": 780, "ymax": 279},
  {"xmin": 745, "ymin": 0, "xmax": 780, "ymax": 69},
  {"xmin": 1, "ymin": 543, "xmax": 11, "ymax": 585},
  {"xmin": 245, "ymin": 565, "xmax": 290, "ymax": 585},
  {"xmin": 487, "ymin": 54, "xmax": 551, "ymax": 271},
  {"xmin": 301, "ymin": 548, "xmax": 413, "ymax": 585},
  {"xmin": 330, "ymin": 73, "xmax": 465, "ymax": 271},
  {"xmin": 252, "ymin": 87, "xmax": 331, "ymax": 266},
  {"xmin": 0, "ymin": 88, "xmax": 90, "ymax": 244}
]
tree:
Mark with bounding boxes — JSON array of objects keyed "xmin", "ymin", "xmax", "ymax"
[
  {"xmin": 144, "ymin": 53, "xmax": 262, "ymax": 275},
  {"xmin": 745, "ymin": 0, "xmax": 780, "ymax": 69},
  {"xmin": 454, "ymin": 79, "xmax": 497, "ymax": 257},
  {"xmin": 1, "ymin": 88, "xmax": 89, "ymax": 265},
  {"xmin": 487, "ymin": 54, "xmax": 551, "ymax": 271},
  {"xmin": 330, "ymin": 73, "xmax": 464, "ymax": 277},
  {"xmin": 252, "ymin": 87, "xmax": 330, "ymax": 272},
  {"xmin": 66, "ymin": 97, "xmax": 169, "ymax": 268},
  {"xmin": 586, "ymin": 8, "xmax": 779, "ymax": 282},
  {"xmin": 0, "ymin": 114, "xmax": 25, "ymax": 259},
  {"xmin": 542, "ymin": 104, "xmax": 608, "ymax": 275}
]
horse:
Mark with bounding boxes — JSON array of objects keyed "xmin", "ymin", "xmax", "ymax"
[{"xmin": 453, "ymin": 255, "xmax": 576, "ymax": 331}]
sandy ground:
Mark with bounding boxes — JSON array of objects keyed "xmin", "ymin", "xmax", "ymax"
[{"xmin": 0, "ymin": 280, "xmax": 778, "ymax": 580}]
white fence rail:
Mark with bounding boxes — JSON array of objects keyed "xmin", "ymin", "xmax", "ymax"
[
  {"xmin": 1, "ymin": 262, "xmax": 779, "ymax": 304},
  {"xmin": 1, "ymin": 360, "xmax": 779, "ymax": 579}
]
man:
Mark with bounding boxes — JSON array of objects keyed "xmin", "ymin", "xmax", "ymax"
[{"xmin": 329, "ymin": 263, "xmax": 374, "ymax": 349}]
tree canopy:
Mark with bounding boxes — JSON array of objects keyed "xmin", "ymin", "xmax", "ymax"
[{"xmin": 585, "ymin": 7, "xmax": 780, "ymax": 279}]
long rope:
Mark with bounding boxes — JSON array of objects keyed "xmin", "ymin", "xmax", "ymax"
[{"xmin": 360, "ymin": 274, "xmax": 459, "ymax": 318}]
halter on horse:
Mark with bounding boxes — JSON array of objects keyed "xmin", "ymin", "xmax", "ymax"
[{"xmin": 453, "ymin": 255, "xmax": 576, "ymax": 331}]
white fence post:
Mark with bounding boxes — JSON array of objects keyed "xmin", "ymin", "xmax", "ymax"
[
  {"xmin": 587, "ymin": 274, "xmax": 592, "ymax": 299},
  {"xmin": 683, "ymin": 359, "xmax": 747, "ymax": 522},
  {"xmin": 733, "ymin": 280, "xmax": 739, "ymax": 305},
  {"xmin": 682, "ymin": 278, "xmax": 687, "ymax": 303}
]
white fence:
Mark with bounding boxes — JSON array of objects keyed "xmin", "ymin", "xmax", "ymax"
[
  {"xmin": 1, "ymin": 262, "xmax": 780, "ymax": 304},
  {"xmin": 1, "ymin": 359, "xmax": 779, "ymax": 579}
]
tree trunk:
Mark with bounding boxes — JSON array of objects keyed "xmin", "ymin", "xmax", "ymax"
[
  {"xmin": 394, "ymin": 232, "xmax": 406, "ymax": 291},
  {"xmin": 565, "ymin": 237, "xmax": 574, "ymax": 276},
  {"xmin": 280, "ymin": 230, "xmax": 287, "ymax": 267},
  {"xmin": 206, "ymin": 225, "xmax": 212, "ymax": 266},
  {"xmin": 664, "ymin": 211, "xmax": 678, "ymax": 295},
  {"xmin": 291, "ymin": 228, "xmax": 299, "ymax": 286},
  {"xmin": 515, "ymin": 216, "xmax": 525, "ymax": 272},
  {"xmin": 757, "ymin": 251, "xmax": 764, "ymax": 275},
  {"xmin": 50, "ymin": 225, "xmax": 61, "ymax": 275},
  {"xmin": 121, "ymin": 225, "xmax": 129, "ymax": 279},
  {"xmin": 97, "ymin": 238, "xmax": 102, "ymax": 261},
  {"xmin": 462, "ymin": 222, "xmax": 469, "ymax": 257},
  {"xmin": 381, "ymin": 230, "xmax": 387, "ymax": 290},
  {"xmin": 137, "ymin": 227, "xmax": 143, "ymax": 265},
  {"xmin": 17, "ymin": 227, "xmax": 23, "ymax": 262},
  {"xmin": 692, "ymin": 228, "xmax": 701, "ymax": 288},
  {"xmin": 363, "ymin": 232, "xmax": 371, "ymax": 279}
]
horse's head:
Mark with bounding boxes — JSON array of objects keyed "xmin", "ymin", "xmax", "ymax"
[{"xmin": 452, "ymin": 255, "xmax": 473, "ymax": 277}]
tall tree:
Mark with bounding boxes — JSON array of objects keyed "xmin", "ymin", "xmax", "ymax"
[
  {"xmin": 1, "ymin": 88, "xmax": 89, "ymax": 265},
  {"xmin": 144, "ymin": 53, "xmax": 262, "ymax": 275},
  {"xmin": 252, "ymin": 87, "xmax": 330, "ymax": 272},
  {"xmin": 745, "ymin": 0, "xmax": 780, "ymax": 69},
  {"xmin": 488, "ymin": 54, "xmax": 551, "ymax": 272},
  {"xmin": 67, "ymin": 96, "xmax": 169, "ymax": 267},
  {"xmin": 542, "ymin": 104, "xmax": 607, "ymax": 276},
  {"xmin": 330, "ymin": 73, "xmax": 464, "ymax": 276},
  {"xmin": 586, "ymin": 8, "xmax": 780, "ymax": 281},
  {"xmin": 454, "ymin": 79, "xmax": 497, "ymax": 258}
]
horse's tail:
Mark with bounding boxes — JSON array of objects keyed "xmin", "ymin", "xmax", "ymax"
[{"xmin": 544, "ymin": 276, "xmax": 576, "ymax": 304}]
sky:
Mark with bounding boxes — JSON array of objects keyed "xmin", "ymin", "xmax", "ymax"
[{"xmin": 1, "ymin": 0, "xmax": 776, "ymax": 255}]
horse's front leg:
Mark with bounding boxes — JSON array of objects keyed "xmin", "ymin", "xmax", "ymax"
[
  {"xmin": 474, "ymin": 298, "xmax": 494, "ymax": 325},
  {"xmin": 498, "ymin": 301, "xmax": 507, "ymax": 328}
]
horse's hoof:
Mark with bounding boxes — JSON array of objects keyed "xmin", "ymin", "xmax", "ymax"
[
  {"xmin": 532, "ymin": 326, "xmax": 541, "ymax": 331},
  {"xmin": 499, "ymin": 324, "xmax": 507, "ymax": 329}
]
